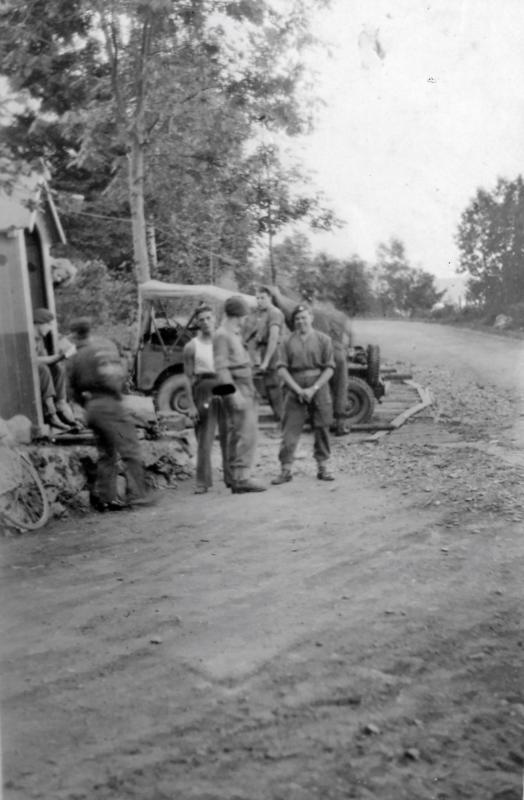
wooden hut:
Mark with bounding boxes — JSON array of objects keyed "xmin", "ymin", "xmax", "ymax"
[{"xmin": 0, "ymin": 169, "xmax": 66, "ymax": 429}]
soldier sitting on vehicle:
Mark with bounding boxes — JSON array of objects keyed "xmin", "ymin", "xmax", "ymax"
[{"xmin": 252, "ymin": 285, "xmax": 286, "ymax": 422}]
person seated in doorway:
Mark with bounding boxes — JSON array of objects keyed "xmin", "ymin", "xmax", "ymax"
[
  {"xmin": 33, "ymin": 307, "xmax": 77, "ymax": 430},
  {"xmin": 253, "ymin": 285, "xmax": 286, "ymax": 422}
]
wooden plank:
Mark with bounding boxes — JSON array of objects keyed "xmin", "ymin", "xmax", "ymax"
[{"xmin": 367, "ymin": 381, "xmax": 433, "ymax": 440}]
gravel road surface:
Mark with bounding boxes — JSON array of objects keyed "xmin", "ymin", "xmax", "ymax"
[{"xmin": 1, "ymin": 320, "xmax": 523, "ymax": 800}]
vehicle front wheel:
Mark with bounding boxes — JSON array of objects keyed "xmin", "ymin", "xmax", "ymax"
[
  {"xmin": 155, "ymin": 374, "xmax": 191, "ymax": 415},
  {"xmin": 345, "ymin": 377, "xmax": 375, "ymax": 424}
]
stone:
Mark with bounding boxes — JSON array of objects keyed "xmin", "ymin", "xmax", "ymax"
[
  {"xmin": 26, "ymin": 436, "xmax": 192, "ymax": 522},
  {"xmin": 493, "ymin": 313, "xmax": 513, "ymax": 330},
  {"xmin": 363, "ymin": 723, "xmax": 381, "ymax": 735},
  {"xmin": 0, "ymin": 418, "xmax": 14, "ymax": 445},
  {"xmin": 6, "ymin": 415, "xmax": 32, "ymax": 444}
]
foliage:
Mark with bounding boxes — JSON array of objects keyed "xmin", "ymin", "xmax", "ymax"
[
  {"xmin": 333, "ymin": 257, "xmax": 375, "ymax": 316},
  {"xmin": 374, "ymin": 238, "xmax": 444, "ymax": 315},
  {"xmin": 505, "ymin": 301, "xmax": 524, "ymax": 329},
  {"xmin": 0, "ymin": 0, "xmax": 336, "ymax": 287},
  {"xmin": 456, "ymin": 175, "xmax": 524, "ymax": 309},
  {"xmin": 54, "ymin": 260, "xmax": 137, "ymax": 329},
  {"xmin": 266, "ymin": 231, "xmax": 313, "ymax": 291},
  {"xmin": 245, "ymin": 143, "xmax": 341, "ymax": 282},
  {"xmin": 268, "ymin": 234, "xmax": 374, "ymax": 316}
]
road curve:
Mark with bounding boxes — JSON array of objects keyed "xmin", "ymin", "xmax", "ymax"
[
  {"xmin": 352, "ymin": 319, "xmax": 524, "ymax": 445},
  {"xmin": 352, "ymin": 319, "xmax": 524, "ymax": 396}
]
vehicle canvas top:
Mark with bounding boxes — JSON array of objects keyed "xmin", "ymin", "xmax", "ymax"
[
  {"xmin": 135, "ymin": 281, "xmax": 258, "ymax": 397},
  {"xmin": 138, "ymin": 280, "xmax": 256, "ymax": 306},
  {"xmin": 137, "ymin": 281, "xmax": 257, "ymax": 339}
]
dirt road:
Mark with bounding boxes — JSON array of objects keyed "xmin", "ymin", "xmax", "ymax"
[{"xmin": 1, "ymin": 321, "xmax": 523, "ymax": 800}]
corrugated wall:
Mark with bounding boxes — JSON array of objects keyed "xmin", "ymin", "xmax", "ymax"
[{"xmin": 0, "ymin": 230, "xmax": 42, "ymax": 425}]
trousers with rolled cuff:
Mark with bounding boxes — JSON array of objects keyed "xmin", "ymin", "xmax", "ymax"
[
  {"xmin": 222, "ymin": 374, "xmax": 258, "ymax": 484},
  {"xmin": 193, "ymin": 374, "xmax": 231, "ymax": 489}
]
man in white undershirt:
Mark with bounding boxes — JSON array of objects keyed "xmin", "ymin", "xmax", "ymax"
[{"xmin": 183, "ymin": 304, "xmax": 230, "ymax": 494}]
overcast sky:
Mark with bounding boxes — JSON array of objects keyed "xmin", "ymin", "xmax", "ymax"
[{"xmin": 293, "ymin": 0, "xmax": 524, "ymax": 286}]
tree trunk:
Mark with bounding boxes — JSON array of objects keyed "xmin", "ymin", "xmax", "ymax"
[
  {"xmin": 268, "ymin": 201, "xmax": 276, "ymax": 284},
  {"xmin": 128, "ymin": 130, "xmax": 150, "ymax": 283},
  {"xmin": 269, "ymin": 228, "xmax": 276, "ymax": 284},
  {"xmin": 146, "ymin": 217, "xmax": 158, "ymax": 275}
]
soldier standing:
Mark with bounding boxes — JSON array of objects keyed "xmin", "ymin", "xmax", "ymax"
[
  {"xmin": 271, "ymin": 304, "xmax": 336, "ymax": 484},
  {"xmin": 213, "ymin": 296, "xmax": 266, "ymax": 494}
]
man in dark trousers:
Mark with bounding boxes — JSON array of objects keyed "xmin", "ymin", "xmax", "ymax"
[
  {"xmin": 272, "ymin": 304, "xmax": 336, "ymax": 485},
  {"xmin": 213, "ymin": 296, "xmax": 266, "ymax": 494},
  {"xmin": 69, "ymin": 318, "xmax": 155, "ymax": 510},
  {"xmin": 183, "ymin": 304, "xmax": 230, "ymax": 493}
]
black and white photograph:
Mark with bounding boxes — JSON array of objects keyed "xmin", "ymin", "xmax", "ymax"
[{"xmin": 1, "ymin": 0, "xmax": 523, "ymax": 797}]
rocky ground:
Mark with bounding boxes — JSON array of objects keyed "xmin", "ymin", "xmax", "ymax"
[{"xmin": 1, "ymin": 340, "xmax": 523, "ymax": 800}]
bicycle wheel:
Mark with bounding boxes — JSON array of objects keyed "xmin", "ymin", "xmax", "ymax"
[{"xmin": 0, "ymin": 452, "xmax": 50, "ymax": 531}]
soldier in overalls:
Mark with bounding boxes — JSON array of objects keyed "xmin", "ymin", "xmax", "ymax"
[
  {"xmin": 272, "ymin": 304, "xmax": 336, "ymax": 484},
  {"xmin": 183, "ymin": 304, "xmax": 230, "ymax": 493}
]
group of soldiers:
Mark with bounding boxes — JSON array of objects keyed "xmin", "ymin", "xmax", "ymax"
[
  {"xmin": 184, "ymin": 286, "xmax": 343, "ymax": 495},
  {"xmin": 32, "ymin": 284, "xmax": 348, "ymax": 509}
]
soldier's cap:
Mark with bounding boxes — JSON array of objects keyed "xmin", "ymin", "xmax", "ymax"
[
  {"xmin": 224, "ymin": 295, "xmax": 249, "ymax": 317},
  {"xmin": 70, "ymin": 317, "xmax": 92, "ymax": 338},
  {"xmin": 33, "ymin": 307, "xmax": 54, "ymax": 324},
  {"xmin": 291, "ymin": 303, "xmax": 310, "ymax": 322}
]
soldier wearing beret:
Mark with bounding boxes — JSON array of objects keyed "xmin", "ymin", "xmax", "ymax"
[
  {"xmin": 212, "ymin": 296, "xmax": 266, "ymax": 494},
  {"xmin": 272, "ymin": 304, "xmax": 336, "ymax": 484}
]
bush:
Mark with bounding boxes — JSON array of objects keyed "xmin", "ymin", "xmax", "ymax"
[
  {"xmin": 507, "ymin": 302, "xmax": 524, "ymax": 328},
  {"xmin": 55, "ymin": 260, "xmax": 137, "ymax": 330}
]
